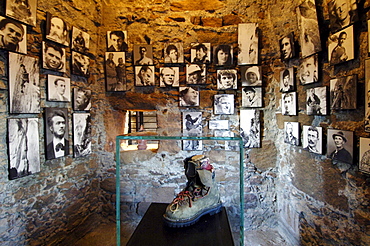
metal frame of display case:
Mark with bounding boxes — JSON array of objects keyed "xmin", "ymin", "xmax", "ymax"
[{"xmin": 115, "ymin": 135, "xmax": 245, "ymax": 246}]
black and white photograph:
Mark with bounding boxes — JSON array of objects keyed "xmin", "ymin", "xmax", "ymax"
[
  {"xmin": 328, "ymin": 0, "xmax": 358, "ymax": 33},
  {"xmin": 365, "ymin": 59, "xmax": 370, "ymax": 132},
  {"xmin": 107, "ymin": 31, "xmax": 128, "ymax": 52},
  {"xmin": 45, "ymin": 13, "xmax": 69, "ymax": 46},
  {"xmin": 159, "ymin": 67, "xmax": 179, "ymax": 87},
  {"xmin": 179, "ymin": 86, "xmax": 199, "ymax": 107},
  {"xmin": 187, "ymin": 64, "xmax": 206, "ymax": 84},
  {"xmin": 240, "ymin": 109, "xmax": 260, "ymax": 148},
  {"xmin": 135, "ymin": 65, "xmax": 154, "ymax": 86},
  {"xmin": 0, "ymin": 16, "xmax": 27, "ymax": 54},
  {"xmin": 284, "ymin": 122, "xmax": 300, "ymax": 146},
  {"xmin": 213, "ymin": 44, "xmax": 233, "ymax": 66},
  {"xmin": 306, "ymin": 86, "xmax": 327, "ymax": 115},
  {"xmin": 72, "ymin": 51, "xmax": 90, "ymax": 77},
  {"xmin": 6, "ymin": 0, "xmax": 37, "ymax": 26},
  {"xmin": 8, "ymin": 118, "xmax": 40, "ymax": 180},
  {"xmin": 209, "ymin": 120, "xmax": 228, "ymax": 130},
  {"xmin": 242, "ymin": 87, "xmax": 262, "ymax": 108},
  {"xmin": 359, "ymin": 137, "xmax": 370, "ymax": 174},
  {"xmin": 45, "ymin": 107, "xmax": 69, "ymax": 160},
  {"xmin": 280, "ymin": 67, "xmax": 295, "ymax": 92},
  {"xmin": 214, "ymin": 130, "xmax": 237, "ymax": 151},
  {"xmin": 299, "ymin": 54, "xmax": 318, "ymax": 85},
  {"xmin": 191, "ymin": 43, "xmax": 211, "ymax": 64},
  {"xmin": 303, "ymin": 125, "xmax": 323, "ymax": 154},
  {"xmin": 280, "ymin": 33, "xmax": 296, "ymax": 61},
  {"xmin": 105, "ymin": 52, "xmax": 126, "ymax": 91},
  {"xmin": 9, "ymin": 52, "xmax": 40, "ymax": 113},
  {"xmin": 214, "ymin": 94, "xmax": 234, "ymax": 115},
  {"xmin": 327, "ymin": 129, "xmax": 353, "ymax": 164},
  {"xmin": 296, "ymin": 0, "xmax": 322, "ymax": 58},
  {"xmin": 328, "ymin": 25, "xmax": 354, "ymax": 65},
  {"xmin": 282, "ymin": 92, "xmax": 297, "ymax": 116},
  {"xmin": 47, "ymin": 75, "xmax": 70, "ymax": 102},
  {"xmin": 182, "ymin": 112, "xmax": 202, "ymax": 151},
  {"xmin": 73, "ymin": 88, "xmax": 91, "ymax": 111},
  {"xmin": 241, "ymin": 66, "xmax": 262, "ymax": 86},
  {"xmin": 71, "ymin": 26, "xmax": 89, "ymax": 54},
  {"xmin": 163, "ymin": 43, "xmax": 184, "ymax": 63},
  {"xmin": 0, "ymin": 50, "xmax": 7, "ymax": 89},
  {"xmin": 330, "ymin": 75, "xmax": 356, "ymax": 110},
  {"xmin": 73, "ymin": 113, "xmax": 91, "ymax": 157},
  {"xmin": 42, "ymin": 41, "xmax": 66, "ymax": 72},
  {"xmin": 134, "ymin": 44, "xmax": 153, "ymax": 65},
  {"xmin": 238, "ymin": 23, "xmax": 259, "ymax": 65},
  {"xmin": 217, "ymin": 69, "xmax": 237, "ymax": 90}
]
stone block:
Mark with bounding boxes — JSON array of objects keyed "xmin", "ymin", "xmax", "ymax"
[
  {"xmin": 222, "ymin": 14, "xmax": 242, "ymax": 26},
  {"xmin": 170, "ymin": 0, "xmax": 224, "ymax": 11},
  {"xmin": 249, "ymin": 140, "xmax": 277, "ymax": 171},
  {"xmin": 100, "ymin": 177, "xmax": 116, "ymax": 193},
  {"xmin": 201, "ymin": 17, "xmax": 222, "ymax": 27}
]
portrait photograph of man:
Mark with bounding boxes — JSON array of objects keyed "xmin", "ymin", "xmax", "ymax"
[
  {"xmin": 282, "ymin": 92, "xmax": 297, "ymax": 116},
  {"xmin": 187, "ymin": 64, "xmax": 206, "ymax": 85},
  {"xmin": 328, "ymin": 0, "xmax": 358, "ymax": 33},
  {"xmin": 279, "ymin": 33, "xmax": 296, "ymax": 61},
  {"xmin": 280, "ymin": 67, "xmax": 295, "ymax": 92},
  {"xmin": 163, "ymin": 43, "xmax": 184, "ymax": 63},
  {"xmin": 134, "ymin": 44, "xmax": 153, "ymax": 65},
  {"xmin": 73, "ymin": 88, "xmax": 91, "ymax": 111},
  {"xmin": 105, "ymin": 52, "xmax": 126, "ymax": 91},
  {"xmin": 42, "ymin": 41, "xmax": 66, "ymax": 72},
  {"xmin": 0, "ymin": 16, "xmax": 27, "ymax": 54},
  {"xmin": 135, "ymin": 65, "xmax": 154, "ymax": 86},
  {"xmin": 8, "ymin": 118, "xmax": 40, "ymax": 180},
  {"xmin": 284, "ymin": 122, "xmax": 299, "ymax": 146},
  {"xmin": 71, "ymin": 26, "xmax": 89, "ymax": 54},
  {"xmin": 107, "ymin": 31, "xmax": 128, "ymax": 52},
  {"xmin": 327, "ymin": 129, "xmax": 353, "ymax": 164},
  {"xmin": 242, "ymin": 87, "xmax": 262, "ymax": 108},
  {"xmin": 359, "ymin": 137, "xmax": 370, "ymax": 174},
  {"xmin": 179, "ymin": 86, "xmax": 199, "ymax": 107},
  {"xmin": 330, "ymin": 75, "xmax": 356, "ymax": 110},
  {"xmin": 6, "ymin": 0, "xmax": 37, "ymax": 26},
  {"xmin": 72, "ymin": 51, "xmax": 90, "ymax": 77},
  {"xmin": 182, "ymin": 112, "xmax": 202, "ymax": 151},
  {"xmin": 47, "ymin": 75, "xmax": 70, "ymax": 102},
  {"xmin": 73, "ymin": 113, "xmax": 91, "ymax": 158},
  {"xmin": 306, "ymin": 86, "xmax": 327, "ymax": 115},
  {"xmin": 217, "ymin": 69, "xmax": 237, "ymax": 90},
  {"xmin": 45, "ymin": 107, "xmax": 69, "ymax": 160},
  {"xmin": 303, "ymin": 125, "xmax": 322, "ymax": 154},
  {"xmin": 159, "ymin": 67, "xmax": 179, "ymax": 87},
  {"xmin": 328, "ymin": 25, "xmax": 354, "ymax": 66},
  {"xmin": 214, "ymin": 94, "xmax": 234, "ymax": 115},
  {"xmin": 299, "ymin": 54, "xmax": 318, "ymax": 85},
  {"xmin": 191, "ymin": 43, "xmax": 211, "ymax": 64},
  {"xmin": 238, "ymin": 23, "xmax": 259, "ymax": 65},
  {"xmin": 240, "ymin": 109, "xmax": 260, "ymax": 148},
  {"xmin": 241, "ymin": 66, "xmax": 262, "ymax": 86},
  {"xmin": 45, "ymin": 13, "xmax": 69, "ymax": 46}
]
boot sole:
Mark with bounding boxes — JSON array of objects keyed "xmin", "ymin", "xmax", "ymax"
[{"xmin": 163, "ymin": 203, "xmax": 223, "ymax": 228}]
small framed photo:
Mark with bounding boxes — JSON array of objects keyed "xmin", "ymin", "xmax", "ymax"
[
  {"xmin": 299, "ymin": 54, "xmax": 318, "ymax": 85},
  {"xmin": 42, "ymin": 41, "xmax": 66, "ymax": 72},
  {"xmin": 214, "ymin": 94, "xmax": 234, "ymax": 115},
  {"xmin": 214, "ymin": 130, "xmax": 237, "ymax": 151},
  {"xmin": 47, "ymin": 75, "xmax": 70, "ymax": 102},
  {"xmin": 282, "ymin": 92, "xmax": 297, "ymax": 116},
  {"xmin": 238, "ymin": 23, "xmax": 259, "ymax": 65},
  {"xmin": 73, "ymin": 113, "xmax": 92, "ymax": 157},
  {"xmin": 284, "ymin": 122, "xmax": 300, "ymax": 146},
  {"xmin": 365, "ymin": 59, "xmax": 370, "ymax": 132},
  {"xmin": 327, "ymin": 129, "xmax": 353, "ymax": 164},
  {"xmin": 8, "ymin": 118, "xmax": 40, "ymax": 180},
  {"xmin": 182, "ymin": 112, "xmax": 202, "ymax": 151},
  {"xmin": 163, "ymin": 43, "xmax": 184, "ymax": 63},
  {"xmin": 107, "ymin": 31, "xmax": 128, "ymax": 52},
  {"xmin": 209, "ymin": 120, "xmax": 228, "ymax": 130},
  {"xmin": 187, "ymin": 64, "xmax": 206, "ymax": 84},
  {"xmin": 359, "ymin": 137, "xmax": 370, "ymax": 174},
  {"xmin": 217, "ymin": 69, "xmax": 237, "ymax": 90},
  {"xmin": 213, "ymin": 44, "xmax": 233, "ymax": 66},
  {"xmin": 280, "ymin": 67, "xmax": 295, "ymax": 92},
  {"xmin": 0, "ymin": 16, "xmax": 27, "ymax": 54},
  {"xmin": 105, "ymin": 52, "xmax": 126, "ymax": 91},
  {"xmin": 45, "ymin": 13, "xmax": 70, "ymax": 46},
  {"xmin": 303, "ymin": 125, "xmax": 323, "ymax": 154},
  {"xmin": 191, "ymin": 43, "xmax": 211, "ymax": 64},
  {"xmin": 280, "ymin": 33, "xmax": 296, "ymax": 61},
  {"xmin": 179, "ymin": 86, "xmax": 199, "ymax": 107},
  {"xmin": 134, "ymin": 44, "xmax": 154, "ymax": 65},
  {"xmin": 330, "ymin": 75, "xmax": 357, "ymax": 110},
  {"xmin": 73, "ymin": 88, "xmax": 92, "ymax": 111},
  {"xmin": 160, "ymin": 67, "xmax": 179, "ymax": 87},
  {"xmin": 240, "ymin": 109, "xmax": 260, "ymax": 148},
  {"xmin": 72, "ymin": 51, "xmax": 90, "ymax": 77},
  {"xmin": 328, "ymin": 0, "xmax": 358, "ymax": 33},
  {"xmin": 241, "ymin": 66, "xmax": 262, "ymax": 86},
  {"xmin": 242, "ymin": 87, "xmax": 262, "ymax": 107},
  {"xmin": 306, "ymin": 87, "xmax": 327, "ymax": 115},
  {"xmin": 71, "ymin": 27, "xmax": 90, "ymax": 54},
  {"xmin": 6, "ymin": 0, "xmax": 37, "ymax": 26},
  {"xmin": 135, "ymin": 65, "xmax": 155, "ymax": 86},
  {"xmin": 328, "ymin": 25, "xmax": 354, "ymax": 65}
]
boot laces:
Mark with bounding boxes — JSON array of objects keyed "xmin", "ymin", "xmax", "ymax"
[{"xmin": 169, "ymin": 186, "xmax": 210, "ymax": 212}]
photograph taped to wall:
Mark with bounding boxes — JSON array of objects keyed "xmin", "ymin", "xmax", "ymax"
[
  {"xmin": 306, "ymin": 86, "xmax": 327, "ymax": 115},
  {"xmin": 213, "ymin": 44, "xmax": 233, "ymax": 66},
  {"xmin": 73, "ymin": 113, "xmax": 91, "ymax": 158},
  {"xmin": 242, "ymin": 87, "xmax": 262, "ymax": 108},
  {"xmin": 105, "ymin": 52, "xmax": 126, "ymax": 91},
  {"xmin": 135, "ymin": 65, "xmax": 154, "ymax": 86},
  {"xmin": 9, "ymin": 52, "xmax": 39, "ymax": 113},
  {"xmin": 365, "ymin": 59, "xmax": 370, "ymax": 132},
  {"xmin": 0, "ymin": 16, "xmax": 27, "ymax": 54},
  {"xmin": 328, "ymin": 0, "xmax": 358, "ymax": 33},
  {"xmin": 182, "ymin": 112, "xmax": 202, "ymax": 151},
  {"xmin": 47, "ymin": 74, "xmax": 70, "ymax": 102},
  {"xmin": 8, "ymin": 118, "xmax": 40, "ymax": 180},
  {"xmin": 280, "ymin": 67, "xmax": 295, "ymax": 92},
  {"xmin": 280, "ymin": 32, "xmax": 296, "ymax": 61},
  {"xmin": 191, "ymin": 42, "xmax": 211, "ymax": 64},
  {"xmin": 238, "ymin": 23, "xmax": 259, "ymax": 65},
  {"xmin": 330, "ymin": 75, "xmax": 357, "ymax": 110},
  {"xmin": 327, "ymin": 129, "xmax": 353, "ymax": 164},
  {"xmin": 73, "ymin": 88, "xmax": 91, "ymax": 111},
  {"xmin": 359, "ymin": 137, "xmax": 370, "ymax": 174},
  {"xmin": 0, "ymin": 50, "xmax": 7, "ymax": 89},
  {"xmin": 302, "ymin": 125, "xmax": 323, "ymax": 154},
  {"xmin": 217, "ymin": 69, "xmax": 237, "ymax": 90},
  {"xmin": 209, "ymin": 120, "xmax": 228, "ymax": 130},
  {"xmin": 296, "ymin": 0, "xmax": 322, "ymax": 58},
  {"xmin": 6, "ymin": 0, "xmax": 37, "ymax": 26},
  {"xmin": 72, "ymin": 51, "xmax": 90, "ymax": 77},
  {"xmin": 284, "ymin": 122, "xmax": 300, "ymax": 146},
  {"xmin": 71, "ymin": 26, "xmax": 89, "ymax": 53},
  {"xmin": 214, "ymin": 94, "xmax": 234, "ymax": 115},
  {"xmin": 164, "ymin": 43, "xmax": 184, "ymax": 63},
  {"xmin": 214, "ymin": 130, "xmax": 237, "ymax": 151},
  {"xmin": 299, "ymin": 54, "xmax": 318, "ymax": 85},
  {"xmin": 282, "ymin": 92, "xmax": 297, "ymax": 116},
  {"xmin": 42, "ymin": 41, "xmax": 66, "ymax": 72},
  {"xmin": 134, "ymin": 44, "xmax": 153, "ymax": 65},
  {"xmin": 241, "ymin": 65, "xmax": 262, "ymax": 86},
  {"xmin": 187, "ymin": 64, "xmax": 206, "ymax": 84},
  {"xmin": 328, "ymin": 25, "xmax": 354, "ymax": 65},
  {"xmin": 160, "ymin": 67, "xmax": 179, "ymax": 87},
  {"xmin": 240, "ymin": 109, "xmax": 260, "ymax": 148},
  {"xmin": 45, "ymin": 13, "xmax": 70, "ymax": 46},
  {"xmin": 107, "ymin": 31, "xmax": 128, "ymax": 52},
  {"xmin": 179, "ymin": 86, "xmax": 199, "ymax": 107}
]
